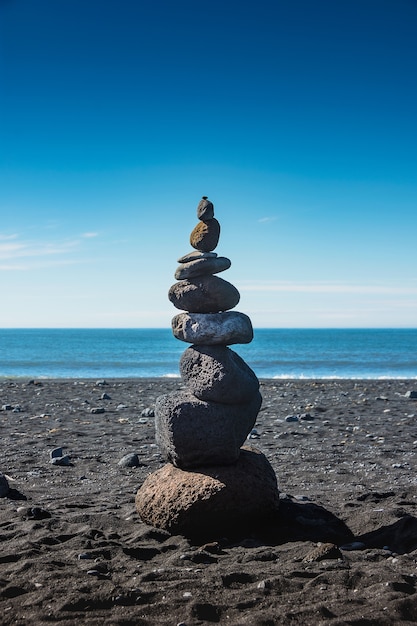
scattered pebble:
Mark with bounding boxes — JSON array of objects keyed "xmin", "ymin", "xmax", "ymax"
[
  {"xmin": 340, "ymin": 541, "xmax": 366, "ymax": 551},
  {"xmin": 51, "ymin": 455, "xmax": 71, "ymax": 466},
  {"xmin": 26, "ymin": 506, "xmax": 51, "ymax": 520},
  {"xmin": 141, "ymin": 407, "xmax": 155, "ymax": 417},
  {"xmin": 285, "ymin": 415, "xmax": 298, "ymax": 422},
  {"xmin": 50, "ymin": 447, "xmax": 71, "ymax": 466},
  {"xmin": 118, "ymin": 453, "xmax": 140, "ymax": 468},
  {"xmin": 303, "ymin": 543, "xmax": 342, "ymax": 562},
  {"xmin": 91, "ymin": 407, "xmax": 105, "ymax": 414},
  {"xmin": 50, "ymin": 447, "xmax": 64, "ymax": 459},
  {"xmin": 0, "ymin": 473, "xmax": 10, "ymax": 497},
  {"xmin": 300, "ymin": 413, "xmax": 314, "ymax": 421}
]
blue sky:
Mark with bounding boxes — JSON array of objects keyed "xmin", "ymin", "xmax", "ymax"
[{"xmin": 1, "ymin": 0, "xmax": 416, "ymax": 328}]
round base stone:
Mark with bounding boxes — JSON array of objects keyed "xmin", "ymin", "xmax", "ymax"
[{"xmin": 135, "ymin": 447, "xmax": 279, "ymax": 538}]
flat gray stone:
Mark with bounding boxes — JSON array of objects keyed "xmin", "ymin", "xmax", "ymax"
[
  {"xmin": 168, "ymin": 275, "xmax": 240, "ymax": 313},
  {"xmin": 197, "ymin": 196, "xmax": 214, "ymax": 220},
  {"xmin": 178, "ymin": 251, "xmax": 217, "ymax": 263},
  {"xmin": 155, "ymin": 390, "xmax": 262, "ymax": 468},
  {"xmin": 135, "ymin": 447, "xmax": 279, "ymax": 537},
  {"xmin": 172, "ymin": 311, "xmax": 253, "ymax": 345},
  {"xmin": 190, "ymin": 218, "xmax": 220, "ymax": 252},
  {"xmin": 174, "ymin": 256, "xmax": 231, "ymax": 280},
  {"xmin": 180, "ymin": 345, "xmax": 259, "ymax": 404}
]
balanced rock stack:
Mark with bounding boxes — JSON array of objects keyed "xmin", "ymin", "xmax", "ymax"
[{"xmin": 136, "ymin": 197, "xmax": 279, "ymax": 538}]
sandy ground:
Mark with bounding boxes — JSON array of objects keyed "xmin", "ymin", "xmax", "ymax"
[{"xmin": 1, "ymin": 377, "xmax": 417, "ymax": 625}]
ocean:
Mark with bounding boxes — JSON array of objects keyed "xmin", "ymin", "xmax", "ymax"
[{"xmin": 0, "ymin": 328, "xmax": 416, "ymax": 380}]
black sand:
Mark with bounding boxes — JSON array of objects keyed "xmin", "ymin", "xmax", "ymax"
[{"xmin": 1, "ymin": 378, "xmax": 417, "ymax": 625}]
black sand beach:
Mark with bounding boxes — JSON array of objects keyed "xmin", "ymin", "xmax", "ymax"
[{"xmin": 1, "ymin": 378, "xmax": 417, "ymax": 625}]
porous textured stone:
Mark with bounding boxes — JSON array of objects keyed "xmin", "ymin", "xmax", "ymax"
[
  {"xmin": 172, "ymin": 311, "xmax": 254, "ymax": 345},
  {"xmin": 135, "ymin": 447, "xmax": 279, "ymax": 537},
  {"xmin": 197, "ymin": 196, "xmax": 214, "ymax": 221},
  {"xmin": 155, "ymin": 390, "xmax": 262, "ymax": 468},
  {"xmin": 175, "ymin": 256, "xmax": 231, "ymax": 280},
  {"xmin": 180, "ymin": 345, "xmax": 259, "ymax": 404},
  {"xmin": 190, "ymin": 218, "xmax": 220, "ymax": 252},
  {"xmin": 168, "ymin": 275, "xmax": 240, "ymax": 313}
]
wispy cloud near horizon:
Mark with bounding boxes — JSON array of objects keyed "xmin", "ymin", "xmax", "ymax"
[
  {"xmin": 237, "ymin": 281, "xmax": 417, "ymax": 296},
  {"xmin": 0, "ymin": 233, "xmax": 90, "ymax": 270}
]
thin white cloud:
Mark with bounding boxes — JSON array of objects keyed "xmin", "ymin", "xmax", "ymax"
[
  {"xmin": 238, "ymin": 281, "xmax": 417, "ymax": 296},
  {"xmin": 0, "ymin": 234, "xmax": 92, "ymax": 270},
  {"xmin": 81, "ymin": 232, "xmax": 99, "ymax": 238},
  {"xmin": 258, "ymin": 217, "xmax": 277, "ymax": 223},
  {"xmin": 0, "ymin": 233, "xmax": 18, "ymax": 241}
]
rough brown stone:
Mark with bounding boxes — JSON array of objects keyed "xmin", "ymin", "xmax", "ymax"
[
  {"xmin": 135, "ymin": 447, "xmax": 279, "ymax": 537},
  {"xmin": 190, "ymin": 218, "xmax": 220, "ymax": 252},
  {"xmin": 168, "ymin": 275, "xmax": 240, "ymax": 313},
  {"xmin": 155, "ymin": 390, "xmax": 262, "ymax": 468},
  {"xmin": 180, "ymin": 345, "xmax": 259, "ymax": 404}
]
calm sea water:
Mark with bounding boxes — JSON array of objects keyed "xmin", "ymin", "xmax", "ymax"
[{"xmin": 0, "ymin": 329, "xmax": 416, "ymax": 380}]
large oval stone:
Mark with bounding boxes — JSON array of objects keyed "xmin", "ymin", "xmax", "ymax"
[
  {"xmin": 135, "ymin": 447, "xmax": 279, "ymax": 538},
  {"xmin": 180, "ymin": 345, "xmax": 259, "ymax": 404},
  {"xmin": 172, "ymin": 311, "xmax": 253, "ymax": 345},
  {"xmin": 155, "ymin": 390, "xmax": 262, "ymax": 468},
  {"xmin": 168, "ymin": 276, "xmax": 240, "ymax": 313},
  {"xmin": 174, "ymin": 256, "xmax": 231, "ymax": 280},
  {"xmin": 190, "ymin": 218, "xmax": 220, "ymax": 252}
]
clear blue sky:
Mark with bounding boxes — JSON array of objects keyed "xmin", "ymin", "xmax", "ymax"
[{"xmin": 1, "ymin": 0, "xmax": 416, "ymax": 328}]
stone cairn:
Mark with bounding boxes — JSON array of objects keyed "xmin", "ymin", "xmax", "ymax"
[{"xmin": 136, "ymin": 197, "xmax": 279, "ymax": 538}]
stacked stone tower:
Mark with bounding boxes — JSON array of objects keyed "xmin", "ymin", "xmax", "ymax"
[{"xmin": 136, "ymin": 197, "xmax": 279, "ymax": 538}]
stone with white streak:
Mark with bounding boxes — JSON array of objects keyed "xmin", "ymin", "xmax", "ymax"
[{"xmin": 171, "ymin": 311, "xmax": 253, "ymax": 345}]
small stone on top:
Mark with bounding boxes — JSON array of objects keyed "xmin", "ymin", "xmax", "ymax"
[{"xmin": 197, "ymin": 196, "xmax": 214, "ymax": 221}]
